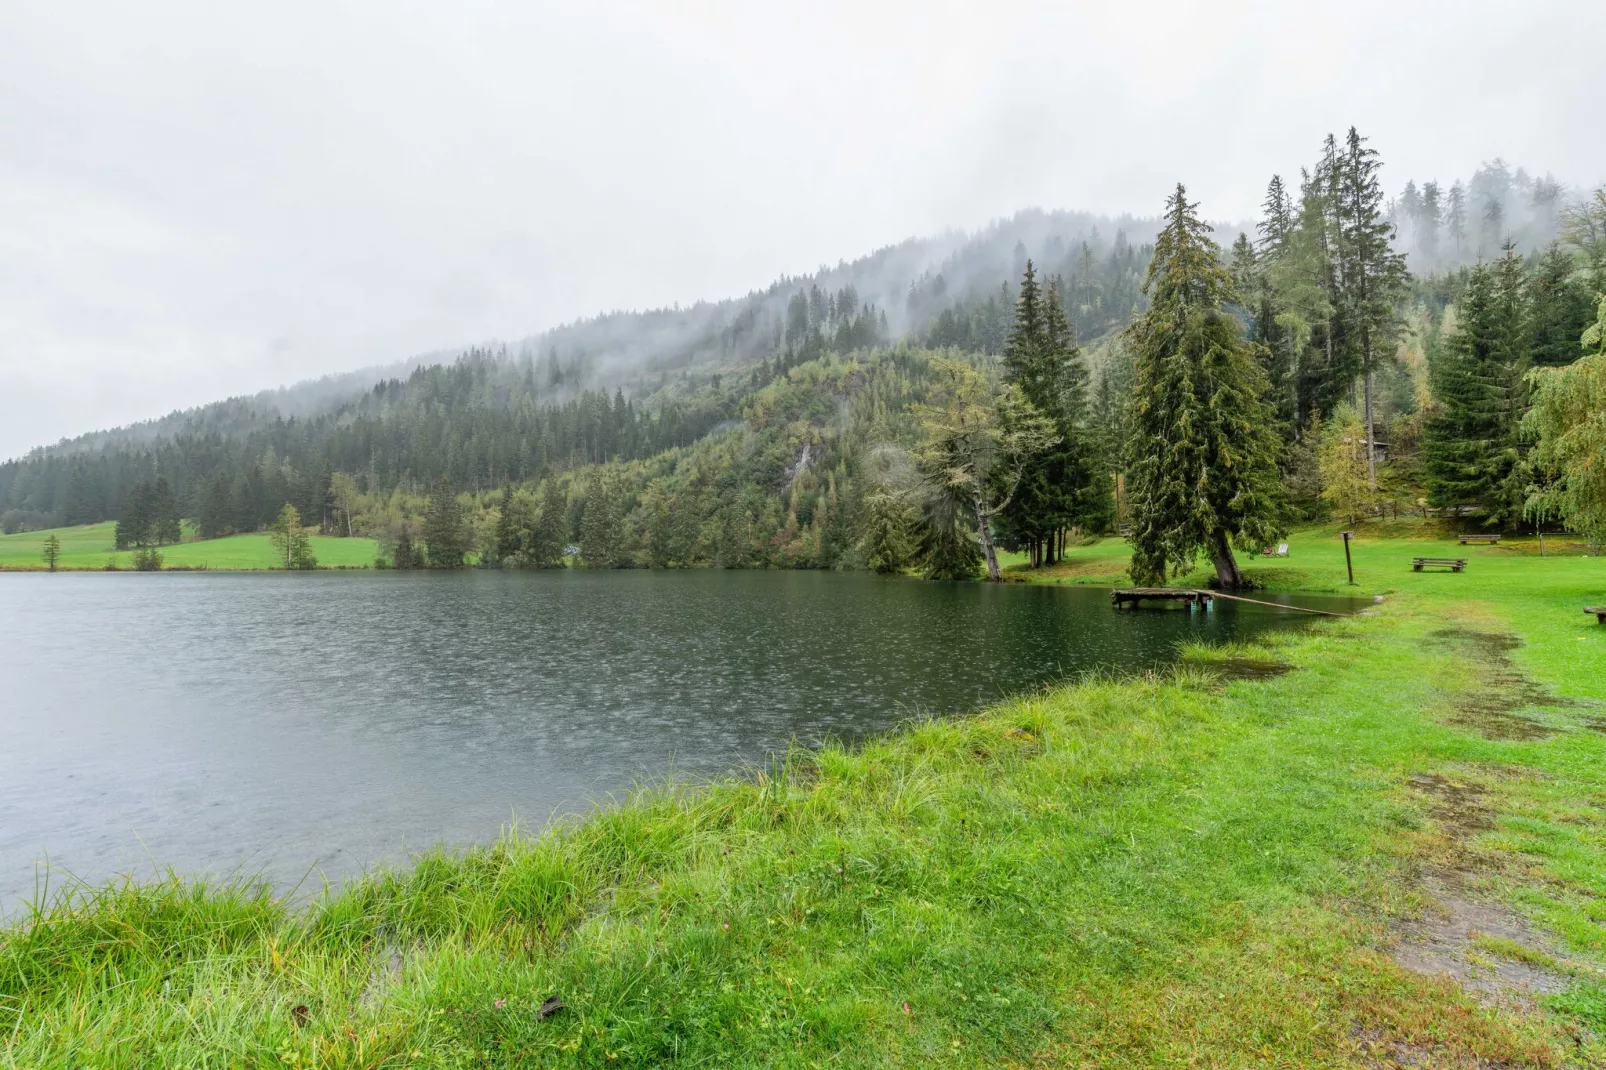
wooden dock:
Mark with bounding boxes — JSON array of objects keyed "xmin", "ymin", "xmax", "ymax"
[
  {"xmin": 1112, "ymin": 587, "xmax": 1349, "ymax": 618},
  {"xmin": 1112, "ymin": 587, "xmax": 1213, "ymax": 609}
]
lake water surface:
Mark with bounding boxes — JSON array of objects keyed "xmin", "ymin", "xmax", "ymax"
[{"xmin": 0, "ymin": 570, "xmax": 1362, "ymax": 910}]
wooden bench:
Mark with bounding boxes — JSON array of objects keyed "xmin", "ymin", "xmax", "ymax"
[
  {"xmin": 1459, "ymin": 534, "xmax": 1500, "ymax": 545},
  {"xmin": 1586, "ymin": 606, "xmax": 1606, "ymax": 625},
  {"xmin": 1412, "ymin": 557, "xmax": 1466, "ymax": 572}
]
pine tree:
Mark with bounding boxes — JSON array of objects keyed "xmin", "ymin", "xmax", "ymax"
[
  {"xmin": 1418, "ymin": 180, "xmax": 1443, "ymax": 269},
  {"xmin": 114, "ymin": 482, "xmax": 150, "ymax": 550},
  {"xmin": 1125, "ymin": 184, "xmax": 1285, "ymax": 591},
  {"xmin": 1257, "ymin": 175, "xmax": 1295, "ymax": 254},
  {"xmin": 996, "ymin": 262, "xmax": 1098, "ymax": 564},
  {"xmin": 914, "ymin": 490, "xmax": 980, "ymax": 581},
  {"xmin": 197, "ymin": 472, "xmax": 234, "ymax": 539},
  {"xmin": 42, "ymin": 534, "xmax": 61, "ymax": 571},
  {"xmin": 581, "ymin": 474, "xmax": 620, "ymax": 567},
  {"xmin": 858, "ymin": 488, "xmax": 915, "ymax": 573},
  {"xmin": 113, "ymin": 477, "xmax": 179, "ymax": 549},
  {"xmin": 493, "ymin": 484, "xmax": 521, "ymax": 563},
  {"xmin": 1527, "ymin": 243, "xmax": 1593, "ymax": 368},
  {"xmin": 421, "ymin": 477, "xmax": 468, "ymax": 567},
  {"xmin": 1446, "ymin": 181, "xmax": 1468, "ymax": 257},
  {"xmin": 1335, "ymin": 127, "xmax": 1410, "ymax": 488},
  {"xmin": 392, "ymin": 526, "xmax": 421, "ymax": 570},
  {"xmin": 529, "ymin": 481, "xmax": 567, "ymax": 566},
  {"xmin": 1424, "ymin": 251, "xmax": 1530, "ymax": 525}
]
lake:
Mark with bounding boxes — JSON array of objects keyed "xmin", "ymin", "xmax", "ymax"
[{"xmin": 0, "ymin": 570, "xmax": 1362, "ymax": 911}]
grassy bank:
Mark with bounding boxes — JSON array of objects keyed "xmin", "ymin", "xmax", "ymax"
[
  {"xmin": 4, "ymin": 530, "xmax": 1606, "ymax": 1066},
  {"xmin": 0, "ymin": 521, "xmax": 379, "ymax": 571}
]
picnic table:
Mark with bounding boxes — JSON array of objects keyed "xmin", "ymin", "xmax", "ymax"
[
  {"xmin": 1459, "ymin": 534, "xmax": 1500, "ymax": 545},
  {"xmin": 1587, "ymin": 606, "xmax": 1606, "ymax": 625},
  {"xmin": 1412, "ymin": 557, "xmax": 1466, "ymax": 572}
]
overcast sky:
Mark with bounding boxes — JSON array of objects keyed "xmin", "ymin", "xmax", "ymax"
[{"xmin": 1, "ymin": 0, "xmax": 1599, "ymax": 459}]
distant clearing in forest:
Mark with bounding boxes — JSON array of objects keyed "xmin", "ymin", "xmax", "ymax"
[{"xmin": 0, "ymin": 522, "xmax": 378, "ymax": 571}]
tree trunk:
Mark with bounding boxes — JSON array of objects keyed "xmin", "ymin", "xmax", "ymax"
[
  {"xmin": 975, "ymin": 494, "xmax": 1001, "ymax": 582},
  {"xmin": 1363, "ymin": 335, "xmax": 1377, "ymax": 490},
  {"xmin": 1208, "ymin": 528, "xmax": 1244, "ymax": 591}
]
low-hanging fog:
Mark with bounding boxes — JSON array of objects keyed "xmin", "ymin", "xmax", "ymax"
[{"xmin": 2, "ymin": 0, "xmax": 1601, "ymax": 460}]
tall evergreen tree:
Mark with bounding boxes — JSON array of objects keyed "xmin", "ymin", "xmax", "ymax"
[
  {"xmin": 422, "ymin": 477, "xmax": 469, "ymax": 568},
  {"xmin": 858, "ymin": 488, "xmax": 915, "ymax": 573},
  {"xmin": 493, "ymin": 484, "xmax": 522, "ymax": 563},
  {"xmin": 392, "ymin": 526, "xmax": 422, "ymax": 570},
  {"xmin": 529, "ymin": 481, "xmax": 567, "ymax": 566},
  {"xmin": 1526, "ymin": 243, "xmax": 1594, "ymax": 368},
  {"xmin": 114, "ymin": 477, "xmax": 181, "ymax": 549},
  {"xmin": 196, "ymin": 471, "xmax": 234, "ymax": 539},
  {"xmin": 1446, "ymin": 181, "xmax": 1468, "ymax": 257},
  {"xmin": 1424, "ymin": 250, "xmax": 1530, "ymax": 525},
  {"xmin": 581, "ymin": 474, "xmax": 622, "ymax": 567},
  {"xmin": 1417, "ymin": 180, "xmax": 1443, "ymax": 269},
  {"xmin": 1335, "ymin": 126, "xmax": 1410, "ymax": 488},
  {"xmin": 1125, "ymin": 185, "xmax": 1285, "ymax": 591},
  {"xmin": 913, "ymin": 490, "xmax": 981, "ymax": 581},
  {"xmin": 1257, "ymin": 175, "xmax": 1295, "ymax": 254},
  {"xmin": 996, "ymin": 262, "xmax": 1099, "ymax": 564}
]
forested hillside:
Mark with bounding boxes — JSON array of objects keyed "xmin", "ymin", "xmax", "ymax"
[{"xmin": 3, "ymin": 133, "xmax": 1602, "ymax": 579}]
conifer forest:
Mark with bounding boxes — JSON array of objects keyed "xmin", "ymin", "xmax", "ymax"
[{"xmin": 4, "ymin": 132, "xmax": 1604, "ymax": 588}]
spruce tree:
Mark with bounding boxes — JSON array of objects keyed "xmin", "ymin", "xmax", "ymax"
[
  {"xmin": 392, "ymin": 526, "xmax": 420, "ymax": 570},
  {"xmin": 1125, "ymin": 185, "xmax": 1285, "ymax": 590},
  {"xmin": 1257, "ymin": 175, "xmax": 1295, "ymax": 253},
  {"xmin": 493, "ymin": 484, "xmax": 521, "ymax": 563},
  {"xmin": 914, "ymin": 491, "xmax": 980, "ymax": 581},
  {"xmin": 858, "ymin": 488, "xmax": 915, "ymax": 573},
  {"xmin": 422, "ymin": 477, "xmax": 468, "ymax": 568},
  {"xmin": 1424, "ymin": 251, "xmax": 1530, "ymax": 525},
  {"xmin": 1446, "ymin": 182, "xmax": 1468, "ymax": 258},
  {"xmin": 1335, "ymin": 126, "xmax": 1409, "ymax": 488},
  {"xmin": 530, "ymin": 481, "xmax": 567, "ymax": 566},
  {"xmin": 997, "ymin": 262, "xmax": 1097, "ymax": 563},
  {"xmin": 1417, "ymin": 180, "xmax": 1443, "ymax": 269},
  {"xmin": 148, "ymin": 477, "xmax": 182, "ymax": 546},
  {"xmin": 115, "ymin": 482, "xmax": 150, "ymax": 550},
  {"xmin": 581, "ymin": 474, "xmax": 619, "ymax": 567},
  {"xmin": 197, "ymin": 472, "xmax": 233, "ymax": 539},
  {"xmin": 1527, "ymin": 243, "xmax": 1593, "ymax": 368}
]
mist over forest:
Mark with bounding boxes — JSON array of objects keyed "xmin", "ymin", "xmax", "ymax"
[{"xmin": 2, "ymin": 137, "xmax": 1600, "ymax": 564}]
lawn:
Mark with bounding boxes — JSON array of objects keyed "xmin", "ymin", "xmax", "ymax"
[
  {"xmin": 0, "ymin": 521, "xmax": 378, "ymax": 570},
  {"xmin": 4, "ymin": 526, "xmax": 1606, "ymax": 1065}
]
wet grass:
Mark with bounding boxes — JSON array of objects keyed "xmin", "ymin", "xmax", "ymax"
[
  {"xmin": 3, "ymin": 528, "xmax": 1606, "ymax": 1064},
  {"xmin": 0, "ymin": 521, "xmax": 378, "ymax": 570}
]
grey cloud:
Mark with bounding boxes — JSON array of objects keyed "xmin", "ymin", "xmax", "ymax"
[{"xmin": 2, "ymin": 0, "xmax": 1601, "ymax": 457}]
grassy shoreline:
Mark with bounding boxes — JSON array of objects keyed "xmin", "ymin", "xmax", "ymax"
[
  {"xmin": 0, "ymin": 521, "xmax": 380, "ymax": 572},
  {"xmin": 4, "ymin": 527, "xmax": 1606, "ymax": 1065}
]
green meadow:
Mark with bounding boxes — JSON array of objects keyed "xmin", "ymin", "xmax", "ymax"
[
  {"xmin": 0, "ymin": 521, "xmax": 378, "ymax": 571},
  {"xmin": 4, "ymin": 526, "xmax": 1606, "ymax": 1066}
]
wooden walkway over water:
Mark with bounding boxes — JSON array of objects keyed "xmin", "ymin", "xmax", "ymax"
[
  {"xmin": 1112, "ymin": 588, "xmax": 1212, "ymax": 609},
  {"xmin": 1112, "ymin": 588, "xmax": 1348, "ymax": 618}
]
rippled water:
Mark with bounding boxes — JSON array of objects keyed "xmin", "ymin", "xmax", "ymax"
[{"xmin": 0, "ymin": 570, "xmax": 1360, "ymax": 909}]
